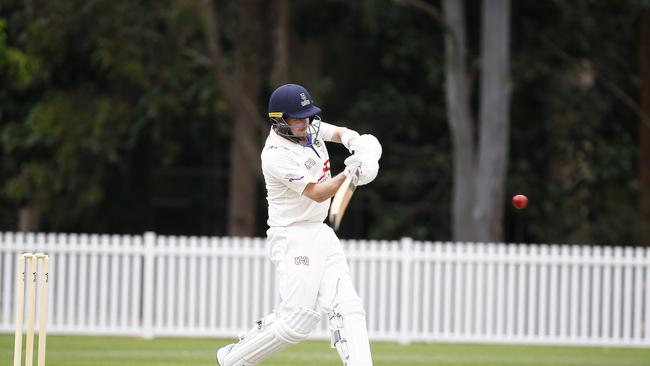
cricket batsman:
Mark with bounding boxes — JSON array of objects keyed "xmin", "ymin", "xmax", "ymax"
[{"xmin": 216, "ymin": 83, "xmax": 382, "ymax": 366}]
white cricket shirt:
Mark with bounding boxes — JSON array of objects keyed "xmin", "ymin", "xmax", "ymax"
[{"xmin": 261, "ymin": 122, "xmax": 338, "ymax": 227}]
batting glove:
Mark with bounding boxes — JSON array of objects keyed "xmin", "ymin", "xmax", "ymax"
[
  {"xmin": 344, "ymin": 154, "xmax": 379, "ymax": 186},
  {"xmin": 350, "ymin": 134, "xmax": 382, "ymax": 161},
  {"xmin": 343, "ymin": 154, "xmax": 362, "ymax": 178}
]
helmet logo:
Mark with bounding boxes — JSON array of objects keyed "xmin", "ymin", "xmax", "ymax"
[{"xmin": 299, "ymin": 93, "xmax": 311, "ymax": 107}]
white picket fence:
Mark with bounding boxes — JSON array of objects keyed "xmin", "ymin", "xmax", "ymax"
[{"xmin": 1, "ymin": 232, "xmax": 649, "ymax": 347}]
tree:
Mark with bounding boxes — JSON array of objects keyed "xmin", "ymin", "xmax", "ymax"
[
  {"xmin": 510, "ymin": 1, "xmax": 642, "ymax": 245},
  {"xmin": 641, "ymin": 4, "xmax": 650, "ymax": 244},
  {"xmin": 199, "ymin": 0, "xmax": 265, "ymax": 236},
  {"xmin": 1, "ymin": 0, "xmax": 230, "ymax": 234},
  {"xmin": 1, "ymin": 0, "xmax": 642, "ymax": 244},
  {"xmin": 473, "ymin": 0, "xmax": 512, "ymax": 241},
  {"xmin": 401, "ymin": 0, "xmax": 512, "ymax": 242},
  {"xmin": 0, "ymin": 18, "xmax": 44, "ymax": 230},
  {"xmin": 270, "ymin": 0, "xmax": 289, "ymax": 87},
  {"xmin": 440, "ymin": 0, "xmax": 476, "ymax": 242}
]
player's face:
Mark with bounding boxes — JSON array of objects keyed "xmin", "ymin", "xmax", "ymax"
[{"xmin": 286, "ymin": 117, "xmax": 309, "ymax": 141}]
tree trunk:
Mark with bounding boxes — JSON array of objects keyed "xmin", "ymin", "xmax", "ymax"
[
  {"xmin": 442, "ymin": 0, "xmax": 477, "ymax": 242},
  {"xmin": 640, "ymin": 7, "xmax": 650, "ymax": 245},
  {"xmin": 199, "ymin": 0, "xmax": 263, "ymax": 236},
  {"xmin": 474, "ymin": 0, "xmax": 511, "ymax": 242},
  {"xmin": 226, "ymin": 0, "xmax": 265, "ymax": 236},
  {"xmin": 19, "ymin": 205, "xmax": 40, "ymax": 232},
  {"xmin": 270, "ymin": 0, "xmax": 289, "ymax": 87}
]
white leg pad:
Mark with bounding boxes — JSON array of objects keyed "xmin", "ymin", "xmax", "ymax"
[
  {"xmin": 329, "ymin": 301, "xmax": 373, "ymax": 366},
  {"xmin": 218, "ymin": 307, "xmax": 320, "ymax": 366}
]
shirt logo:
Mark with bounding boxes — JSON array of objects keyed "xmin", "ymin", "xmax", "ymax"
[
  {"xmin": 317, "ymin": 159, "xmax": 331, "ymax": 183},
  {"xmin": 304, "ymin": 157, "xmax": 316, "ymax": 170},
  {"xmin": 300, "ymin": 93, "xmax": 311, "ymax": 107},
  {"xmin": 285, "ymin": 174, "xmax": 304, "ymax": 182},
  {"xmin": 294, "ymin": 256, "xmax": 310, "ymax": 266}
]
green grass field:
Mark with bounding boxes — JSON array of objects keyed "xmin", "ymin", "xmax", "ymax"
[{"xmin": 2, "ymin": 335, "xmax": 649, "ymax": 366}]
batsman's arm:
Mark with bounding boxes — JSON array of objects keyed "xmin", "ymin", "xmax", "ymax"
[
  {"xmin": 331, "ymin": 127, "xmax": 360, "ymax": 150},
  {"xmin": 302, "ymin": 173, "xmax": 347, "ymax": 203}
]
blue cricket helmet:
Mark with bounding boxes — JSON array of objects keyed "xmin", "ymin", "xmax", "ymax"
[
  {"xmin": 268, "ymin": 84, "xmax": 321, "ymax": 119},
  {"xmin": 267, "ymin": 84, "xmax": 322, "ymax": 146}
]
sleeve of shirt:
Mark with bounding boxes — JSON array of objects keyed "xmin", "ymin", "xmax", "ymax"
[
  {"xmin": 318, "ymin": 121, "xmax": 339, "ymax": 142},
  {"xmin": 262, "ymin": 150, "xmax": 318, "ymax": 195}
]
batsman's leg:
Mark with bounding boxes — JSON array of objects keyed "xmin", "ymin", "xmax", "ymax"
[
  {"xmin": 216, "ymin": 224, "xmax": 325, "ymax": 366},
  {"xmin": 317, "ymin": 226, "xmax": 372, "ymax": 366},
  {"xmin": 327, "ymin": 275, "xmax": 373, "ymax": 366},
  {"xmin": 216, "ymin": 307, "xmax": 320, "ymax": 366}
]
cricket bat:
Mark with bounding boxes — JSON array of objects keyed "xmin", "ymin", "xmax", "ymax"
[{"xmin": 329, "ymin": 166, "xmax": 360, "ymax": 231}]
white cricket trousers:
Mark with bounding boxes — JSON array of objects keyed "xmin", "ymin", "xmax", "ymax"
[
  {"xmin": 267, "ymin": 222, "xmax": 354, "ymax": 314},
  {"xmin": 267, "ymin": 222, "xmax": 373, "ymax": 365}
]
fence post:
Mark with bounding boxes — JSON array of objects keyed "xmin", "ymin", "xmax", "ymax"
[
  {"xmin": 399, "ymin": 237, "xmax": 413, "ymax": 345},
  {"xmin": 141, "ymin": 232, "xmax": 156, "ymax": 339}
]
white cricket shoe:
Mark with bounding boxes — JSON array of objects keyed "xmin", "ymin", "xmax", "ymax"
[{"xmin": 215, "ymin": 343, "xmax": 235, "ymax": 366}]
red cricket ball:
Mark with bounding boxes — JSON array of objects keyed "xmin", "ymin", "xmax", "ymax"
[{"xmin": 512, "ymin": 194, "xmax": 528, "ymax": 209}]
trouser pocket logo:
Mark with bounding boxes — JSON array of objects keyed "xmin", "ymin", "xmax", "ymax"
[{"xmin": 294, "ymin": 256, "xmax": 310, "ymax": 266}]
